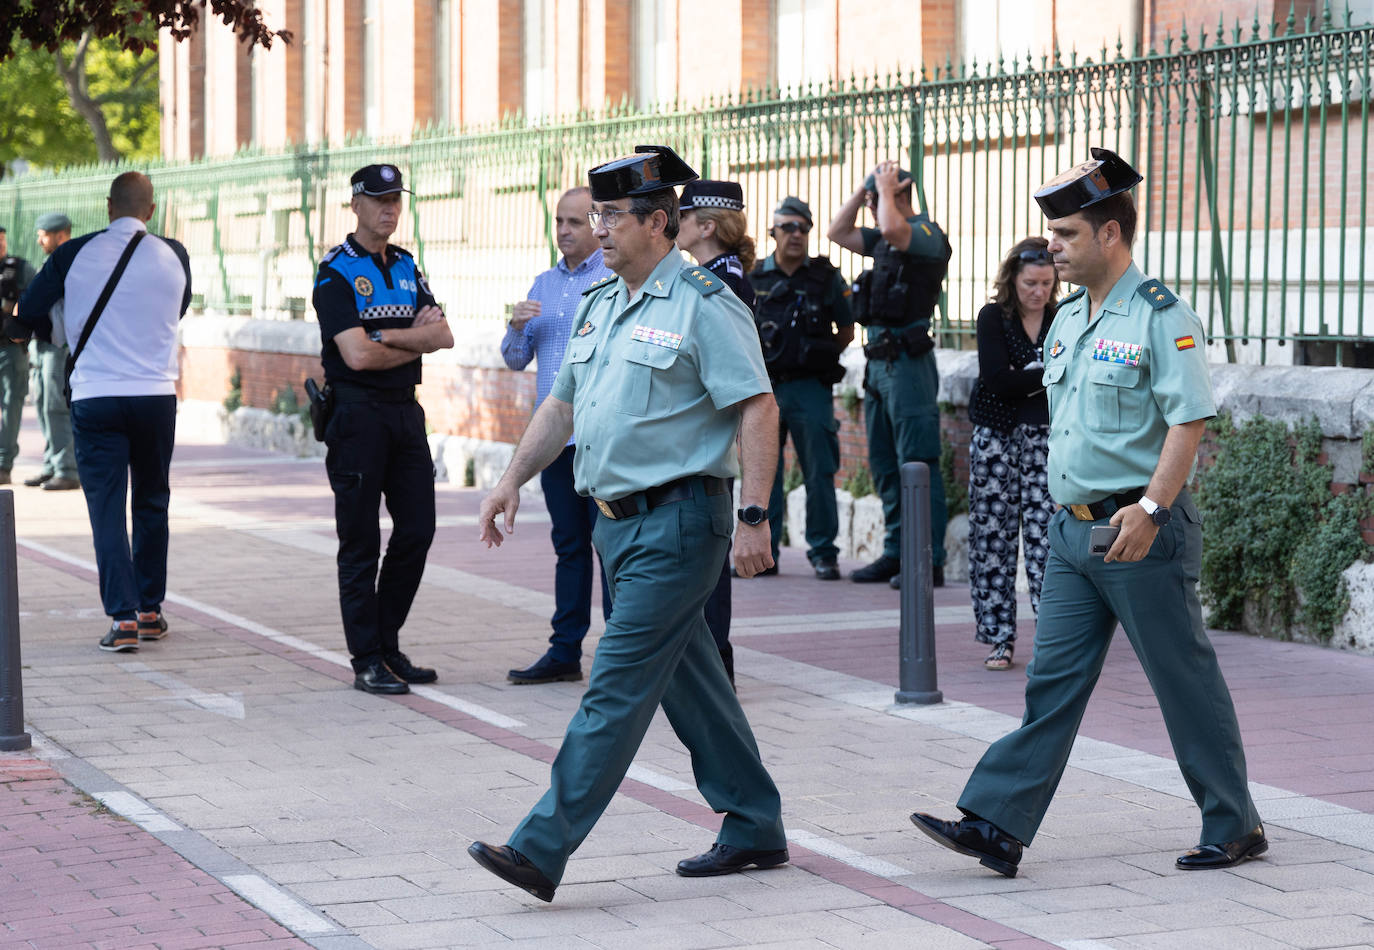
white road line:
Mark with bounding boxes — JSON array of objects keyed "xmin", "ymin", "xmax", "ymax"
[
  {"xmin": 91, "ymin": 790, "xmax": 182, "ymax": 833},
  {"xmin": 222, "ymin": 874, "xmax": 338, "ymax": 935},
  {"xmin": 118, "ymin": 661, "xmax": 246, "ymax": 719},
  {"xmin": 787, "ymin": 828, "xmax": 913, "ymax": 878},
  {"xmin": 625, "ymin": 763, "xmax": 695, "ymax": 792}
]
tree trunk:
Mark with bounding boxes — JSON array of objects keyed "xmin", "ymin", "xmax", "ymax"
[{"xmin": 54, "ymin": 30, "xmax": 120, "ymax": 164}]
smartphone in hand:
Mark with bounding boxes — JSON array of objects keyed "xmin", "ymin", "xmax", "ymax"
[{"xmin": 1090, "ymin": 524, "xmax": 1121, "ymax": 556}]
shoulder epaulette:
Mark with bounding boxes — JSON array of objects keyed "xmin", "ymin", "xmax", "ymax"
[
  {"xmin": 1060, "ymin": 286, "xmax": 1087, "ymax": 306},
  {"xmin": 1136, "ymin": 279, "xmax": 1177, "ymax": 309},
  {"xmin": 388, "ymin": 244, "xmax": 414, "ymax": 260},
  {"xmin": 581, "ymin": 274, "xmax": 616, "ymax": 296},
  {"xmin": 682, "ymin": 268, "xmax": 723, "ymax": 296}
]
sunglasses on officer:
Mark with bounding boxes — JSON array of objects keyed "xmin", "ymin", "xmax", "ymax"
[{"xmin": 771, "ymin": 221, "xmax": 812, "ymax": 235}]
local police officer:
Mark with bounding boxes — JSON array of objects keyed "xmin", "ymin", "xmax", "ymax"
[
  {"xmin": 26, "ymin": 212, "xmax": 80, "ymax": 491},
  {"xmin": 910, "ymin": 148, "xmax": 1264, "ymax": 877},
  {"xmin": 751, "ymin": 196, "xmax": 854, "ymax": 580},
  {"xmin": 469, "ymin": 146, "xmax": 787, "ymax": 902},
  {"xmin": 0, "ymin": 227, "xmax": 34, "ymax": 485},
  {"xmin": 828, "ymin": 161, "xmax": 952, "ymax": 586},
  {"xmin": 312, "ymin": 163, "xmax": 454, "ymax": 695}
]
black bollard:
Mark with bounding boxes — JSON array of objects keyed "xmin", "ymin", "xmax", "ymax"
[
  {"xmin": 0, "ymin": 491, "xmax": 28, "ymax": 751},
  {"xmin": 894, "ymin": 462, "xmax": 942, "ymax": 705}
]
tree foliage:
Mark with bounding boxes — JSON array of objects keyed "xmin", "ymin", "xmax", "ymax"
[{"xmin": 2, "ymin": 1, "xmax": 290, "ymax": 58}]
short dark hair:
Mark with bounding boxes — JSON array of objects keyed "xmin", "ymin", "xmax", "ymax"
[
  {"xmin": 629, "ymin": 189, "xmax": 680, "ymax": 241},
  {"xmin": 1079, "ymin": 192, "xmax": 1137, "ymax": 246}
]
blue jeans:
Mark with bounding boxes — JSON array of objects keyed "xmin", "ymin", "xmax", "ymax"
[
  {"xmin": 70, "ymin": 395, "xmax": 176, "ymax": 621},
  {"xmin": 540, "ymin": 445, "xmax": 610, "ymax": 663}
]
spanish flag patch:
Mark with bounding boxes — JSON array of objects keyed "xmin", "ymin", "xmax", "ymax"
[{"xmin": 1174, "ymin": 335, "xmax": 1196, "ymax": 351}]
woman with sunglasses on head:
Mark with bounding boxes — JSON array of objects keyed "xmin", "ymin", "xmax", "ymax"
[{"xmin": 967, "ymin": 237, "xmax": 1060, "ymax": 671}]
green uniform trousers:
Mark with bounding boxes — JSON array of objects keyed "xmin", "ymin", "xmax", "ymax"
[
  {"xmin": 958, "ymin": 494, "xmax": 1260, "ymax": 846},
  {"xmin": 30, "ymin": 340, "xmax": 77, "ymax": 479},
  {"xmin": 0, "ymin": 342, "xmax": 30, "ymax": 472},
  {"xmin": 767, "ymin": 376, "xmax": 841, "ymax": 563},
  {"xmin": 508, "ymin": 480, "xmax": 786, "ymax": 885},
  {"xmin": 864, "ymin": 352, "xmax": 946, "ymax": 566}
]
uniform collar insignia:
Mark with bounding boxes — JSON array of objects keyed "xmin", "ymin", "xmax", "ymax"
[{"xmin": 654, "ymin": 279, "xmax": 664, "ymax": 291}]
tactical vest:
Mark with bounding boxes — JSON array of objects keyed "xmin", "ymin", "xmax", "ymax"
[
  {"xmin": 855, "ymin": 233, "xmax": 949, "ymax": 328},
  {"xmin": 0, "ymin": 257, "xmax": 25, "ymax": 314},
  {"xmin": 750, "ymin": 257, "xmax": 844, "ymax": 383}
]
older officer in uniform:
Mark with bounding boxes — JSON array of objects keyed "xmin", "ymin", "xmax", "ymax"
[
  {"xmin": 751, "ymin": 196, "xmax": 854, "ymax": 579},
  {"xmin": 313, "ymin": 163, "xmax": 454, "ymax": 695},
  {"xmin": 469, "ymin": 146, "xmax": 787, "ymax": 902},
  {"xmin": 26, "ymin": 212, "xmax": 80, "ymax": 491},
  {"xmin": 910, "ymin": 148, "xmax": 1264, "ymax": 878},
  {"xmin": 828, "ymin": 162, "xmax": 952, "ymax": 586}
]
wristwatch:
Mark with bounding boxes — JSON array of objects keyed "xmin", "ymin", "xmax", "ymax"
[
  {"xmin": 1138, "ymin": 496, "xmax": 1172, "ymax": 527},
  {"xmin": 737, "ymin": 505, "xmax": 766, "ymax": 526},
  {"xmin": 368, "ymin": 328, "xmax": 384, "ymax": 343}
]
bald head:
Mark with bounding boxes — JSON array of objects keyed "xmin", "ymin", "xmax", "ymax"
[{"xmin": 108, "ymin": 172, "xmax": 155, "ymax": 222}]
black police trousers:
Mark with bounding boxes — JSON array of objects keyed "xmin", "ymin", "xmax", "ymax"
[{"xmin": 324, "ymin": 397, "xmax": 436, "ymax": 673}]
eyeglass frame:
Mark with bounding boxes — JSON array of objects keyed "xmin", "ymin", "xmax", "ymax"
[{"xmin": 587, "ymin": 203, "xmax": 654, "ymax": 230}]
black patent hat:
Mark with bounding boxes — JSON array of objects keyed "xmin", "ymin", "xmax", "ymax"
[
  {"xmin": 588, "ymin": 145, "xmax": 699, "ymax": 201},
  {"xmin": 679, "ymin": 180, "xmax": 744, "ymax": 212},
  {"xmin": 351, "ymin": 163, "xmax": 411, "ymax": 197},
  {"xmin": 1033, "ymin": 147, "xmax": 1143, "ymax": 219}
]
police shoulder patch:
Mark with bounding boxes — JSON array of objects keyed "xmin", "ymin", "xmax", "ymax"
[
  {"xmin": 581, "ymin": 275, "xmax": 616, "ymax": 296},
  {"xmin": 1136, "ymin": 279, "xmax": 1177, "ymax": 310},
  {"xmin": 681, "ymin": 268, "xmax": 723, "ymax": 295}
]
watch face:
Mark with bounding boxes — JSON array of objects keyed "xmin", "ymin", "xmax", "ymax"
[
  {"xmin": 1153, "ymin": 507, "xmax": 1171, "ymax": 527},
  {"xmin": 738, "ymin": 505, "xmax": 766, "ymax": 525}
]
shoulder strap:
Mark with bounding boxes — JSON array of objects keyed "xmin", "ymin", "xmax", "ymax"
[
  {"xmin": 70, "ymin": 231, "xmax": 145, "ymax": 368},
  {"xmin": 1136, "ymin": 278, "xmax": 1178, "ymax": 310}
]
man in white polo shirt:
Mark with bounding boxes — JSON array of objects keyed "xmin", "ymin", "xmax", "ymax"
[{"xmin": 15, "ymin": 172, "xmax": 191, "ymax": 652}]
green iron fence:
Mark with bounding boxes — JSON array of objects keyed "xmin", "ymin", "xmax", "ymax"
[{"xmin": 1, "ymin": 9, "xmax": 1369, "ymax": 365}]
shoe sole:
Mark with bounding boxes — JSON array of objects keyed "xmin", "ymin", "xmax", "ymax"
[
  {"xmin": 468, "ymin": 844, "xmax": 555, "ymax": 902},
  {"xmin": 1176, "ymin": 839, "xmax": 1268, "ymax": 870},
  {"xmin": 99, "ymin": 641, "xmax": 139, "ymax": 653},
  {"xmin": 507, "ymin": 672, "xmax": 582, "ymax": 685},
  {"xmin": 910, "ymin": 814, "xmax": 1018, "ymax": 878},
  {"xmin": 139, "ymin": 631, "xmax": 168, "ymax": 641},
  {"xmin": 675, "ymin": 852, "xmax": 790, "ymax": 877},
  {"xmin": 353, "ymin": 681, "xmax": 410, "ymax": 694}
]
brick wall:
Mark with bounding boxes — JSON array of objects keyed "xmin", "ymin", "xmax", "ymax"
[{"xmin": 498, "ymin": 0, "xmax": 524, "ymax": 119}]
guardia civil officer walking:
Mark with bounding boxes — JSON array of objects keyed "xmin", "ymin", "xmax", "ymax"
[
  {"xmin": 26, "ymin": 213, "xmax": 80, "ymax": 491},
  {"xmin": 313, "ymin": 163, "xmax": 454, "ymax": 695},
  {"xmin": 910, "ymin": 148, "xmax": 1265, "ymax": 877},
  {"xmin": 751, "ymin": 196, "xmax": 854, "ymax": 580},
  {"xmin": 469, "ymin": 146, "xmax": 787, "ymax": 902},
  {"xmin": 828, "ymin": 161, "xmax": 952, "ymax": 586},
  {"xmin": 0, "ymin": 227, "xmax": 34, "ymax": 485}
]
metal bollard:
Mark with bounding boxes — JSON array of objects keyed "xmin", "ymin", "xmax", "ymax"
[
  {"xmin": 894, "ymin": 462, "xmax": 942, "ymax": 705},
  {"xmin": 0, "ymin": 490, "xmax": 30, "ymax": 751}
]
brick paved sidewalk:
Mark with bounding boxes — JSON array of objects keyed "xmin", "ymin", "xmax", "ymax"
[{"xmin": 3, "ymin": 417, "xmax": 1374, "ymax": 950}]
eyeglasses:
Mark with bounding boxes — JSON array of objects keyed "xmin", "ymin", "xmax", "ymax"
[
  {"xmin": 772, "ymin": 221, "xmax": 812, "ymax": 235},
  {"xmin": 1017, "ymin": 249, "xmax": 1054, "ymax": 264},
  {"xmin": 587, "ymin": 208, "xmax": 639, "ymax": 230}
]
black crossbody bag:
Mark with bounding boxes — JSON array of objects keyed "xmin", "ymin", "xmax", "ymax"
[{"xmin": 64, "ymin": 231, "xmax": 145, "ymax": 406}]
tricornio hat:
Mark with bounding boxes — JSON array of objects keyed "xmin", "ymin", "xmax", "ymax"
[
  {"xmin": 1033, "ymin": 147, "xmax": 1143, "ymax": 219},
  {"xmin": 350, "ymin": 164, "xmax": 411, "ymax": 197},
  {"xmin": 35, "ymin": 212, "xmax": 72, "ymax": 233},
  {"xmin": 588, "ymin": 145, "xmax": 698, "ymax": 202},
  {"xmin": 773, "ymin": 196, "xmax": 813, "ymax": 224},
  {"xmin": 679, "ymin": 180, "xmax": 745, "ymax": 212}
]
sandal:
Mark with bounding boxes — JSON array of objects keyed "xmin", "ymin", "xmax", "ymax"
[{"xmin": 984, "ymin": 643, "xmax": 1014, "ymax": 671}]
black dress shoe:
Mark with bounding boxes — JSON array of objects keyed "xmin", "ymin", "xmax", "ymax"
[
  {"xmin": 813, "ymin": 559, "xmax": 840, "ymax": 581},
  {"xmin": 675, "ymin": 843, "xmax": 789, "ymax": 877},
  {"xmin": 889, "ymin": 565, "xmax": 944, "ymax": 589},
  {"xmin": 507, "ymin": 653, "xmax": 582, "ymax": 685},
  {"xmin": 23, "ymin": 472, "xmax": 52, "ymax": 487},
  {"xmin": 851, "ymin": 555, "xmax": 900, "ymax": 583},
  {"xmin": 910, "ymin": 812, "xmax": 1022, "ymax": 878},
  {"xmin": 354, "ymin": 660, "xmax": 409, "ymax": 694},
  {"xmin": 1176, "ymin": 825, "xmax": 1267, "ymax": 870},
  {"xmin": 386, "ymin": 652, "xmax": 437, "ymax": 683},
  {"xmin": 468, "ymin": 841, "xmax": 556, "ymax": 902}
]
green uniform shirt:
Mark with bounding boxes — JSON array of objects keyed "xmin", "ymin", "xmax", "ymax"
[
  {"xmin": 550, "ymin": 249, "xmax": 772, "ymax": 500},
  {"xmin": 755, "ymin": 254, "xmax": 855, "ymax": 326},
  {"xmin": 1041, "ymin": 262, "xmax": 1215, "ymax": 505}
]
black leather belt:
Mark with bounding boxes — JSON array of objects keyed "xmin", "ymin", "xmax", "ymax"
[
  {"xmin": 1067, "ymin": 487, "xmax": 1145, "ymax": 521},
  {"xmin": 331, "ymin": 382, "xmax": 416, "ymax": 404},
  {"xmin": 594, "ymin": 475, "xmax": 730, "ymax": 521}
]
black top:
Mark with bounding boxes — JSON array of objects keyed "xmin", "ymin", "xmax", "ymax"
[
  {"xmin": 967, "ymin": 301, "xmax": 1054, "ymax": 432},
  {"xmin": 702, "ymin": 253, "xmax": 756, "ymax": 313}
]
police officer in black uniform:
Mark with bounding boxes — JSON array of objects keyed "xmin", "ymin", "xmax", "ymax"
[
  {"xmin": 312, "ymin": 164, "xmax": 454, "ymax": 694},
  {"xmin": 750, "ymin": 197, "xmax": 854, "ymax": 580},
  {"xmin": 0, "ymin": 227, "xmax": 35, "ymax": 485}
]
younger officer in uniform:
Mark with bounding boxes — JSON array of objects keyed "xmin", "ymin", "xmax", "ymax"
[
  {"xmin": 0, "ymin": 227, "xmax": 34, "ymax": 485},
  {"xmin": 828, "ymin": 161, "xmax": 952, "ymax": 586},
  {"xmin": 470, "ymin": 146, "xmax": 787, "ymax": 901},
  {"xmin": 751, "ymin": 196, "xmax": 854, "ymax": 580},
  {"xmin": 313, "ymin": 163, "xmax": 454, "ymax": 695},
  {"xmin": 910, "ymin": 148, "xmax": 1264, "ymax": 877}
]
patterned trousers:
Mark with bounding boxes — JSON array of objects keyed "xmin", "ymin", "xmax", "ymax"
[{"xmin": 968, "ymin": 423, "xmax": 1055, "ymax": 645}]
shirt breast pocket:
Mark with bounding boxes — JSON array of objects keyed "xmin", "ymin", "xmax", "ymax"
[
  {"xmin": 1087, "ymin": 362, "xmax": 1142, "ymax": 432},
  {"xmin": 618, "ymin": 343, "xmax": 679, "ymax": 416}
]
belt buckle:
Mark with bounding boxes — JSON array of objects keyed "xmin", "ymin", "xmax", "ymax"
[
  {"xmin": 1068, "ymin": 504, "xmax": 1093, "ymax": 521},
  {"xmin": 594, "ymin": 498, "xmax": 616, "ymax": 520}
]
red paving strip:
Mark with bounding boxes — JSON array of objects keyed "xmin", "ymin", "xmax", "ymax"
[{"xmin": 0, "ymin": 760, "xmax": 310, "ymax": 950}]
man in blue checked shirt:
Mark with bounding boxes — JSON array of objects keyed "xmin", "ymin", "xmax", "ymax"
[{"xmin": 500, "ymin": 186, "xmax": 613, "ymax": 685}]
